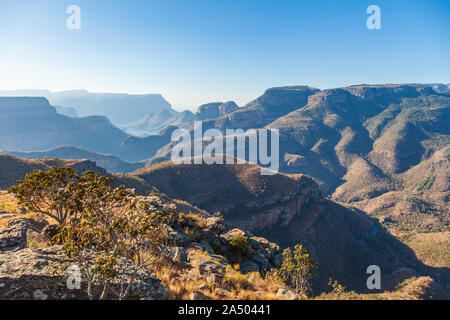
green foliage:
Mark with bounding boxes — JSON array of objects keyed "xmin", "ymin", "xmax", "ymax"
[
  {"xmin": 328, "ymin": 278, "xmax": 346, "ymax": 295},
  {"xmin": 228, "ymin": 235, "xmax": 250, "ymax": 261},
  {"xmin": 406, "ymin": 196, "xmax": 436, "ymax": 215},
  {"xmin": 10, "ymin": 167, "xmax": 173, "ymax": 300},
  {"xmin": 275, "ymin": 244, "xmax": 318, "ymax": 297},
  {"xmin": 416, "ymin": 175, "xmax": 436, "ymax": 191},
  {"xmin": 8, "ymin": 167, "xmax": 78, "ymax": 224}
]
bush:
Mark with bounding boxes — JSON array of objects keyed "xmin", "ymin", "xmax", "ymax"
[
  {"xmin": 274, "ymin": 244, "xmax": 318, "ymax": 297},
  {"xmin": 228, "ymin": 235, "xmax": 249, "ymax": 255},
  {"xmin": 10, "ymin": 168, "xmax": 174, "ymax": 300}
]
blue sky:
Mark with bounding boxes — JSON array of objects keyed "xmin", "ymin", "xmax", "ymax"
[{"xmin": 0, "ymin": 0, "xmax": 448, "ymax": 110}]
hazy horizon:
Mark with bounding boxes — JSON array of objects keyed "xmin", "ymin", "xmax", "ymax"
[
  {"xmin": 1, "ymin": 0, "xmax": 449, "ymax": 110},
  {"xmin": 1, "ymin": 81, "xmax": 449, "ymax": 113}
]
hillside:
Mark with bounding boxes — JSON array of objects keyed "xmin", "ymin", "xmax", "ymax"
[
  {"xmin": 119, "ymin": 126, "xmax": 178, "ymax": 162},
  {"xmin": 264, "ymin": 85, "xmax": 449, "ymax": 236},
  {"xmin": 129, "ymin": 160, "xmax": 449, "ymax": 293},
  {"xmin": 121, "ymin": 109, "xmax": 193, "ymax": 136},
  {"xmin": 4, "ymin": 146, "xmax": 144, "ymax": 173}
]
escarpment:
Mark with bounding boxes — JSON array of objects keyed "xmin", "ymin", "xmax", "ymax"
[{"xmin": 225, "ymin": 175, "xmax": 322, "ymax": 231}]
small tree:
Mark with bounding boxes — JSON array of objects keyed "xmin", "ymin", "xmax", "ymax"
[
  {"xmin": 58, "ymin": 171, "xmax": 172, "ymax": 300},
  {"xmin": 277, "ymin": 244, "xmax": 318, "ymax": 297},
  {"xmin": 8, "ymin": 167, "xmax": 78, "ymax": 225}
]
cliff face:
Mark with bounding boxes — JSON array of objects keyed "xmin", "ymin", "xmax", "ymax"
[
  {"xmin": 226, "ymin": 175, "xmax": 321, "ymax": 231},
  {"xmin": 0, "ymin": 97, "xmax": 57, "ymax": 117},
  {"xmin": 194, "ymin": 101, "xmax": 239, "ymax": 121},
  {"xmin": 130, "ymin": 160, "xmax": 445, "ymax": 293}
]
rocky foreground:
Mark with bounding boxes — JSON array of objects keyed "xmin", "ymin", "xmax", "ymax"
[{"xmin": 0, "ymin": 194, "xmax": 291, "ymax": 300}]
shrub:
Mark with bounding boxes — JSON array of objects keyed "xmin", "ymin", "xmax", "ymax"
[
  {"xmin": 11, "ymin": 168, "xmax": 174, "ymax": 300},
  {"xmin": 8, "ymin": 167, "xmax": 78, "ymax": 225},
  {"xmin": 55, "ymin": 172, "xmax": 173, "ymax": 299},
  {"xmin": 228, "ymin": 235, "xmax": 249, "ymax": 255},
  {"xmin": 274, "ymin": 244, "xmax": 318, "ymax": 297}
]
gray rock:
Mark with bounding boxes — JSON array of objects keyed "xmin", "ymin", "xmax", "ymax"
[
  {"xmin": 164, "ymin": 246, "xmax": 187, "ymax": 264},
  {"xmin": 0, "ymin": 246, "xmax": 169, "ymax": 300},
  {"xmin": 200, "ymin": 240, "xmax": 215, "ymax": 255},
  {"xmin": 0, "ymin": 220, "xmax": 28, "ymax": 252},
  {"xmin": 271, "ymin": 253, "xmax": 283, "ymax": 267},
  {"xmin": 214, "ymin": 288, "xmax": 231, "ymax": 297},
  {"xmin": 167, "ymin": 229, "xmax": 191, "ymax": 246},
  {"xmin": 8, "ymin": 217, "xmax": 49, "ymax": 233},
  {"xmin": 221, "ymin": 229, "xmax": 246, "ymax": 243},
  {"xmin": 252, "ymin": 254, "xmax": 270, "ymax": 271},
  {"xmin": 277, "ymin": 288, "xmax": 300, "ymax": 300}
]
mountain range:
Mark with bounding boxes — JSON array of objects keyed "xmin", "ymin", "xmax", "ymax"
[
  {"xmin": 0, "ymin": 89, "xmax": 172, "ymax": 126},
  {"xmin": 0, "ymin": 82, "xmax": 448, "ymax": 295}
]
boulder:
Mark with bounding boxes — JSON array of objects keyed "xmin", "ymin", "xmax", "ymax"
[
  {"xmin": 8, "ymin": 217, "xmax": 49, "ymax": 233},
  {"xmin": 164, "ymin": 246, "xmax": 187, "ymax": 264},
  {"xmin": 167, "ymin": 227, "xmax": 191, "ymax": 246},
  {"xmin": 214, "ymin": 288, "xmax": 231, "ymax": 297},
  {"xmin": 0, "ymin": 246, "xmax": 169, "ymax": 300},
  {"xmin": 220, "ymin": 228, "xmax": 246, "ymax": 244},
  {"xmin": 186, "ymin": 243, "xmax": 229, "ymax": 279},
  {"xmin": 276, "ymin": 288, "xmax": 300, "ymax": 300},
  {"xmin": 0, "ymin": 220, "xmax": 28, "ymax": 252}
]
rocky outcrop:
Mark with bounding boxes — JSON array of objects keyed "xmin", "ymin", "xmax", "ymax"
[
  {"xmin": 165, "ymin": 214, "xmax": 283, "ymax": 278},
  {"xmin": 195, "ymin": 101, "xmax": 239, "ymax": 121},
  {"xmin": 0, "ymin": 246, "xmax": 169, "ymax": 300},
  {"xmin": 0, "ymin": 220, "xmax": 28, "ymax": 252},
  {"xmin": 231, "ymin": 175, "xmax": 322, "ymax": 230},
  {"xmin": 245, "ymin": 86, "xmax": 320, "ymax": 110}
]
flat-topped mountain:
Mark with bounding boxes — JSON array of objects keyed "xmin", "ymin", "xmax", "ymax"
[
  {"xmin": 199, "ymin": 86, "xmax": 320, "ymax": 131},
  {"xmin": 0, "ymin": 89, "xmax": 173, "ymax": 126},
  {"xmin": 0, "ymin": 97, "xmax": 128, "ymax": 155},
  {"xmin": 194, "ymin": 101, "xmax": 239, "ymax": 121}
]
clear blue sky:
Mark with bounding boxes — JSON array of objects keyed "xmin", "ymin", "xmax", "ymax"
[{"xmin": 0, "ymin": 0, "xmax": 448, "ymax": 110}]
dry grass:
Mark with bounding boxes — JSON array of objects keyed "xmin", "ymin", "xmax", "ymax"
[{"xmin": 150, "ymin": 259, "xmax": 281, "ymax": 300}]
